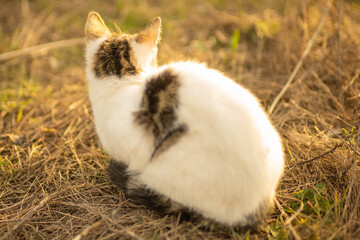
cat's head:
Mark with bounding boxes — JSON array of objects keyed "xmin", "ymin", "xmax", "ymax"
[{"xmin": 85, "ymin": 12, "xmax": 161, "ymax": 78}]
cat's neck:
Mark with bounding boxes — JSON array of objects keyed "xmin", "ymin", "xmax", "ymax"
[
  {"xmin": 139, "ymin": 64, "xmax": 155, "ymax": 75},
  {"xmin": 88, "ymin": 73, "xmax": 144, "ymax": 108}
]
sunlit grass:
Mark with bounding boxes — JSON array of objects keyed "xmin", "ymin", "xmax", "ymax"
[{"xmin": 0, "ymin": 0, "xmax": 359, "ymax": 239}]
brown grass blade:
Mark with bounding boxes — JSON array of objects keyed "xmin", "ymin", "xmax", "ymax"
[
  {"xmin": 0, "ymin": 38, "xmax": 84, "ymax": 62},
  {"xmin": 268, "ymin": 0, "xmax": 334, "ymax": 115}
]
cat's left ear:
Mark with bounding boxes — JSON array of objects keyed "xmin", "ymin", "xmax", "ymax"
[
  {"xmin": 136, "ymin": 17, "xmax": 161, "ymax": 46},
  {"xmin": 85, "ymin": 12, "xmax": 110, "ymax": 41}
]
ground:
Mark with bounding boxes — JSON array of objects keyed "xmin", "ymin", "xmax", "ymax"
[{"xmin": 1, "ymin": 0, "xmax": 360, "ymax": 239}]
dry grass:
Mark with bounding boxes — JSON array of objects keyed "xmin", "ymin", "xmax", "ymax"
[{"xmin": 1, "ymin": 0, "xmax": 360, "ymax": 239}]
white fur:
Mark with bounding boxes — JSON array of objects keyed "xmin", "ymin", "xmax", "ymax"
[{"xmin": 85, "ymin": 37, "xmax": 283, "ymax": 226}]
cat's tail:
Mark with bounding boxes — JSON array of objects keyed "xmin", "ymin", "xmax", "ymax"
[
  {"xmin": 108, "ymin": 158, "xmax": 268, "ymax": 231},
  {"xmin": 108, "ymin": 158, "xmax": 184, "ymax": 214}
]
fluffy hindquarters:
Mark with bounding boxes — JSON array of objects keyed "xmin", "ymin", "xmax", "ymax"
[{"xmin": 107, "ymin": 158, "xmax": 269, "ymax": 230}]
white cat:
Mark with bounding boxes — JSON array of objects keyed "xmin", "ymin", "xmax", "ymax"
[{"xmin": 84, "ymin": 12, "xmax": 284, "ymax": 228}]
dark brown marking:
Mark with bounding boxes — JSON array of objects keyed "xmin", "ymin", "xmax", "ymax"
[
  {"xmin": 134, "ymin": 69, "xmax": 180, "ymax": 136},
  {"xmin": 108, "ymin": 158, "xmax": 130, "ymax": 192},
  {"xmin": 108, "ymin": 158, "xmax": 184, "ymax": 215},
  {"xmin": 108, "ymin": 157, "xmax": 270, "ymax": 231},
  {"xmin": 127, "ymin": 186, "xmax": 173, "ymax": 213},
  {"xmin": 93, "ymin": 35, "xmax": 139, "ymax": 78},
  {"xmin": 151, "ymin": 124, "xmax": 187, "ymax": 159},
  {"xmin": 133, "ymin": 68, "xmax": 187, "ymax": 159}
]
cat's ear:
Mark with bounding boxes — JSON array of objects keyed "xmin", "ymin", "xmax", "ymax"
[
  {"xmin": 85, "ymin": 12, "xmax": 110, "ymax": 41},
  {"xmin": 136, "ymin": 17, "xmax": 161, "ymax": 46}
]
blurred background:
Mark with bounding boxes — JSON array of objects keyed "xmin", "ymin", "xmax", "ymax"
[{"xmin": 1, "ymin": 0, "xmax": 360, "ymax": 239}]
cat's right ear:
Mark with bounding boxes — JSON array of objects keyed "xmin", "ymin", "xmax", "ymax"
[
  {"xmin": 85, "ymin": 12, "xmax": 110, "ymax": 41},
  {"xmin": 136, "ymin": 17, "xmax": 161, "ymax": 46}
]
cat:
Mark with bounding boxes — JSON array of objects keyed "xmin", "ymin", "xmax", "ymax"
[{"xmin": 84, "ymin": 12, "xmax": 284, "ymax": 229}]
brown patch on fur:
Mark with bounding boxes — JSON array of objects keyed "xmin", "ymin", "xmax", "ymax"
[
  {"xmin": 151, "ymin": 124, "xmax": 187, "ymax": 159},
  {"xmin": 133, "ymin": 69, "xmax": 187, "ymax": 158},
  {"xmin": 108, "ymin": 158, "xmax": 185, "ymax": 215},
  {"xmin": 93, "ymin": 34, "xmax": 139, "ymax": 78},
  {"xmin": 134, "ymin": 69, "xmax": 180, "ymax": 136}
]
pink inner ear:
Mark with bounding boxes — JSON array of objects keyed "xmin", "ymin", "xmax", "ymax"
[{"xmin": 136, "ymin": 31, "xmax": 158, "ymax": 45}]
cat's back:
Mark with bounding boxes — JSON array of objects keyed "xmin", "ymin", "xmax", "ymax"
[
  {"xmin": 151, "ymin": 61, "xmax": 277, "ymax": 145},
  {"xmin": 138, "ymin": 61, "xmax": 283, "ymax": 225},
  {"xmin": 155, "ymin": 61, "xmax": 262, "ymax": 113}
]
